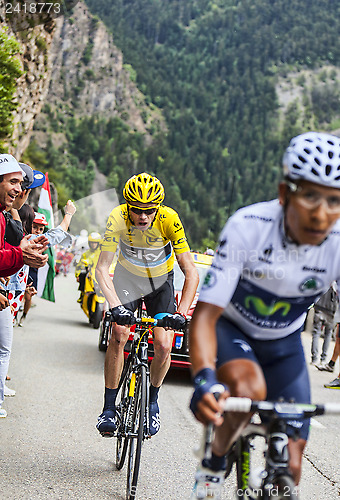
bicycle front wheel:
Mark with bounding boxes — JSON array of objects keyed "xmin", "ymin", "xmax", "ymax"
[
  {"xmin": 115, "ymin": 358, "xmax": 132, "ymax": 470},
  {"xmin": 126, "ymin": 364, "xmax": 147, "ymax": 500}
]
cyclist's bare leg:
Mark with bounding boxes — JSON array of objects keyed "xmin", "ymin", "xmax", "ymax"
[
  {"xmin": 104, "ymin": 324, "xmax": 130, "ymax": 389},
  {"xmin": 212, "ymin": 359, "xmax": 267, "ymax": 457},
  {"xmin": 150, "ymin": 326, "xmax": 174, "ymax": 387},
  {"xmin": 288, "ymin": 438, "xmax": 306, "ymax": 484}
]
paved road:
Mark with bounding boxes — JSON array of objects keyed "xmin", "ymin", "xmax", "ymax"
[{"xmin": 1, "ymin": 274, "xmax": 340, "ymax": 499}]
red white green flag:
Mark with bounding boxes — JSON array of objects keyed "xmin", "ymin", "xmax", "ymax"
[{"xmin": 37, "ymin": 172, "xmax": 56, "ymax": 302}]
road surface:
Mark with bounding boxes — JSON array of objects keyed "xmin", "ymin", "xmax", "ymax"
[{"xmin": 1, "ymin": 274, "xmax": 340, "ymax": 499}]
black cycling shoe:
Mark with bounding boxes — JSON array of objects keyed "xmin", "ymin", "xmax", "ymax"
[{"xmin": 96, "ymin": 409, "xmax": 117, "ymax": 437}]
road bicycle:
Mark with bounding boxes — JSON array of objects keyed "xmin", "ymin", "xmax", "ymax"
[
  {"xmin": 102, "ymin": 304, "xmax": 187, "ymax": 500},
  {"xmin": 195, "ymin": 397, "xmax": 340, "ymax": 499}
]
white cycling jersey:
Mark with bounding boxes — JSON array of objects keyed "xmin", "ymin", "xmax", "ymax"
[{"xmin": 199, "ymin": 199, "xmax": 340, "ymax": 340}]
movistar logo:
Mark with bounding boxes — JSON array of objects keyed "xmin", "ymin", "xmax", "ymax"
[{"xmin": 244, "ymin": 296, "xmax": 291, "ymax": 316}]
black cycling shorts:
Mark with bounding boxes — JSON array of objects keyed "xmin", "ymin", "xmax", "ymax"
[
  {"xmin": 216, "ymin": 316, "xmax": 311, "ymax": 440},
  {"xmin": 112, "ymin": 262, "xmax": 176, "ymax": 317}
]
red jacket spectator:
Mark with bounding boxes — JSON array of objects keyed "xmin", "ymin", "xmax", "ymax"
[{"xmin": 0, "ymin": 210, "xmax": 24, "ymax": 276}]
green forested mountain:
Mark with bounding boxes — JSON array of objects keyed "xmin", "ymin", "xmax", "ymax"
[
  {"xmin": 80, "ymin": 0, "xmax": 340, "ymax": 247},
  {"xmin": 15, "ymin": 0, "xmax": 340, "ymax": 248}
]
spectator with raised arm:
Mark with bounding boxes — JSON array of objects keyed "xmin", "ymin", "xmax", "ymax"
[{"xmin": 0, "ymin": 155, "xmax": 48, "ymax": 418}]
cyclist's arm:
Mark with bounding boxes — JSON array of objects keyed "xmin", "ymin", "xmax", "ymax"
[
  {"xmin": 189, "ymin": 300, "xmax": 227, "ymax": 424},
  {"xmin": 175, "ymin": 250, "xmax": 199, "ymax": 315},
  {"xmin": 95, "ymin": 249, "xmax": 121, "ymax": 308}
]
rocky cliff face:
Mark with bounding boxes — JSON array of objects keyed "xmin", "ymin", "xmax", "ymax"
[
  {"xmin": 0, "ymin": 0, "xmax": 57, "ymax": 157},
  {"xmin": 1, "ymin": 1, "xmax": 164, "ymax": 157},
  {"xmin": 46, "ymin": 3, "xmax": 163, "ymax": 138}
]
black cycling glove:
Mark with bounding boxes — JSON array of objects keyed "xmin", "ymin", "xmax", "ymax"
[
  {"xmin": 190, "ymin": 367, "xmax": 227, "ymax": 416},
  {"xmin": 160, "ymin": 313, "xmax": 187, "ymax": 330},
  {"xmin": 110, "ymin": 305, "xmax": 135, "ymax": 325}
]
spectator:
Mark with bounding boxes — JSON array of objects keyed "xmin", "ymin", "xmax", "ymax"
[
  {"xmin": 311, "ymin": 282, "xmax": 338, "ymax": 368},
  {"xmin": 0, "ymin": 155, "xmax": 48, "ymax": 418},
  {"xmin": 319, "ymin": 324, "xmax": 340, "ymax": 374},
  {"xmin": 18, "ymin": 202, "xmax": 76, "ymax": 327}
]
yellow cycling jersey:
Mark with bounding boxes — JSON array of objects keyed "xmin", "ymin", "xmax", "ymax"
[{"xmin": 101, "ymin": 204, "xmax": 190, "ymax": 277}]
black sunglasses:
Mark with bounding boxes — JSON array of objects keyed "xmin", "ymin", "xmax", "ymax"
[{"xmin": 128, "ymin": 205, "xmax": 157, "ymax": 215}]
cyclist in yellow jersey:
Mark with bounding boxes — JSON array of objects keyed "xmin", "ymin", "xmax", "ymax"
[{"xmin": 96, "ymin": 172, "xmax": 199, "ymax": 436}]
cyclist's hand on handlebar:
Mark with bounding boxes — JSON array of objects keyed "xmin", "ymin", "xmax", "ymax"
[
  {"xmin": 109, "ymin": 305, "xmax": 135, "ymax": 326},
  {"xmin": 190, "ymin": 368, "xmax": 229, "ymax": 426},
  {"xmin": 159, "ymin": 312, "xmax": 187, "ymax": 330}
]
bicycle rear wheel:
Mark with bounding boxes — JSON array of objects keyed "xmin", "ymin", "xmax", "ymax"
[
  {"xmin": 115, "ymin": 358, "xmax": 132, "ymax": 470},
  {"xmin": 126, "ymin": 364, "xmax": 147, "ymax": 500}
]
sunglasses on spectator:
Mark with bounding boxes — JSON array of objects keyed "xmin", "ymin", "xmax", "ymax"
[{"xmin": 128, "ymin": 204, "xmax": 158, "ymax": 215}]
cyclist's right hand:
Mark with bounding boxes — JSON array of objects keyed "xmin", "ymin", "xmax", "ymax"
[
  {"xmin": 190, "ymin": 368, "xmax": 228, "ymax": 425},
  {"xmin": 109, "ymin": 305, "xmax": 135, "ymax": 325}
]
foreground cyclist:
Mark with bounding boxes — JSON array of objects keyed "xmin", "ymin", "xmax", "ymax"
[
  {"xmin": 189, "ymin": 132, "xmax": 340, "ymax": 498},
  {"xmin": 96, "ymin": 172, "xmax": 199, "ymax": 436}
]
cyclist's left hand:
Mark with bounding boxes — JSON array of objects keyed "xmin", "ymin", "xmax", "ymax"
[
  {"xmin": 160, "ymin": 312, "xmax": 187, "ymax": 330},
  {"xmin": 190, "ymin": 368, "xmax": 229, "ymax": 425}
]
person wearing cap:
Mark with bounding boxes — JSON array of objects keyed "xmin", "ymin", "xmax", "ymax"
[
  {"xmin": 189, "ymin": 132, "xmax": 340, "ymax": 497},
  {"xmin": 18, "ymin": 200, "xmax": 77, "ymax": 327},
  {"xmin": 0, "ymin": 154, "xmax": 49, "ymax": 418},
  {"xmin": 4, "ymin": 163, "xmax": 46, "ymax": 247}
]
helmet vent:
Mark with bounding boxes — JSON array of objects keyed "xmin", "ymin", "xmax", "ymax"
[
  {"xmin": 304, "ymin": 148, "xmax": 311, "ymax": 155},
  {"xmin": 325, "ymin": 165, "xmax": 332, "ymax": 176},
  {"xmin": 311, "ymin": 168, "xmax": 320, "ymax": 176},
  {"xmin": 316, "ymin": 146, "xmax": 322, "ymax": 153},
  {"xmin": 314, "ymin": 157, "xmax": 321, "ymax": 166},
  {"xmin": 328, "ymin": 140, "xmax": 335, "ymax": 146},
  {"xmin": 292, "ymin": 163, "xmax": 302, "ymax": 170},
  {"xmin": 298, "ymin": 155, "xmax": 307, "ymax": 163},
  {"xmin": 329, "ymin": 151, "xmax": 334, "ymax": 159}
]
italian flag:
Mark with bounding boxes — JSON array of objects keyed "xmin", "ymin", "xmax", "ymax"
[{"xmin": 37, "ymin": 172, "xmax": 56, "ymax": 302}]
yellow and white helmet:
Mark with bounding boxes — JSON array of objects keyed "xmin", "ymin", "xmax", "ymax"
[
  {"xmin": 88, "ymin": 232, "xmax": 101, "ymax": 244},
  {"xmin": 123, "ymin": 172, "xmax": 165, "ymax": 205}
]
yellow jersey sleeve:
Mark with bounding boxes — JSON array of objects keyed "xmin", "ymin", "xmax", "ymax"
[{"xmin": 101, "ymin": 205, "xmax": 128, "ymax": 254}]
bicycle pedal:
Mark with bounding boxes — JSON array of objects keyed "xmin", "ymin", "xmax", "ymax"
[{"xmin": 100, "ymin": 431, "xmax": 115, "ymax": 438}]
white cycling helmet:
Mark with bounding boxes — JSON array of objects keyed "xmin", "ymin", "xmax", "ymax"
[{"xmin": 283, "ymin": 131, "xmax": 340, "ymax": 188}]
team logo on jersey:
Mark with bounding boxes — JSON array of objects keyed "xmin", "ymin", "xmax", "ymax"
[
  {"xmin": 173, "ymin": 222, "xmax": 183, "ymax": 233},
  {"xmin": 259, "ymin": 245, "xmax": 273, "ymax": 264},
  {"xmin": 299, "ymin": 276, "xmax": 323, "ymax": 293},
  {"xmin": 146, "ymin": 236, "xmax": 164, "ymax": 244},
  {"xmin": 244, "ymin": 296, "xmax": 291, "ymax": 316},
  {"xmin": 202, "ymin": 270, "xmax": 217, "ymax": 289}
]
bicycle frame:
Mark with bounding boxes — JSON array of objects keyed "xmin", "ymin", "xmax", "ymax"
[{"xmin": 117, "ymin": 303, "xmax": 152, "ymax": 440}]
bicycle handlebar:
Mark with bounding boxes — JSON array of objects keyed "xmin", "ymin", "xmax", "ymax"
[
  {"xmin": 103, "ymin": 311, "xmax": 188, "ymax": 331},
  {"xmin": 222, "ymin": 397, "xmax": 340, "ymax": 418}
]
